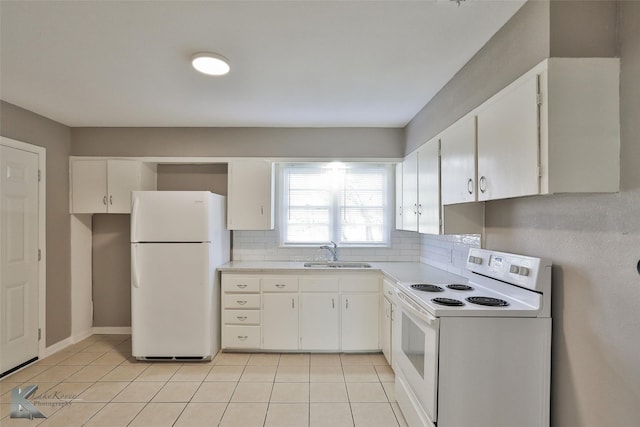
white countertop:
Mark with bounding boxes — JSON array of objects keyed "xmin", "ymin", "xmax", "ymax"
[{"xmin": 218, "ymin": 261, "xmax": 465, "ymax": 285}]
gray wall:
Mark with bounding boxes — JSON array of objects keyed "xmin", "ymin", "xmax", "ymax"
[
  {"xmin": 0, "ymin": 101, "xmax": 72, "ymax": 346},
  {"xmin": 485, "ymin": 3, "xmax": 639, "ymax": 425},
  {"xmin": 407, "ymin": 1, "xmax": 639, "ymax": 425},
  {"xmin": 71, "ymin": 127, "xmax": 404, "ymax": 158}
]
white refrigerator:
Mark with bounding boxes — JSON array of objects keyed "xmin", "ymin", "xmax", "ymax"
[{"xmin": 130, "ymin": 191, "xmax": 230, "ymax": 360}]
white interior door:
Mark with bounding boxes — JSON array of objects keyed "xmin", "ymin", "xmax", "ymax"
[{"xmin": 1, "ymin": 145, "xmax": 39, "ymax": 375}]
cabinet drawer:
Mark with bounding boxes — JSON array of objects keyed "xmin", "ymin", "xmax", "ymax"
[
  {"xmin": 222, "ymin": 275, "xmax": 261, "ymax": 293},
  {"xmin": 382, "ymin": 279, "xmax": 397, "ymax": 301},
  {"xmin": 262, "ymin": 276, "xmax": 299, "ymax": 292},
  {"xmin": 341, "ymin": 275, "xmax": 380, "ymax": 292},
  {"xmin": 223, "ymin": 310, "xmax": 261, "ymax": 325},
  {"xmin": 223, "ymin": 326, "xmax": 260, "ymax": 349},
  {"xmin": 224, "ymin": 294, "xmax": 261, "ymax": 309},
  {"xmin": 300, "ymin": 277, "xmax": 339, "ymax": 292}
]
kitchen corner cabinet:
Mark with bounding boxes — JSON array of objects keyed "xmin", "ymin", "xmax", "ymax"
[
  {"xmin": 70, "ymin": 159, "xmax": 156, "ymax": 214},
  {"xmin": 395, "ymin": 162, "xmax": 403, "ymax": 230},
  {"xmin": 227, "ymin": 159, "xmax": 274, "ymax": 230},
  {"xmin": 400, "ymin": 152, "xmax": 418, "ymax": 232},
  {"xmin": 400, "ymin": 140, "xmax": 439, "ymax": 234},
  {"xmin": 475, "ymin": 57, "xmax": 620, "ymax": 201},
  {"xmin": 380, "ymin": 278, "xmax": 397, "ymax": 366}
]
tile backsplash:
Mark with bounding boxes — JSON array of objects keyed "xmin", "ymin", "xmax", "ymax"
[
  {"xmin": 232, "ymin": 229, "xmax": 481, "ymax": 274},
  {"xmin": 419, "ymin": 233, "xmax": 481, "ymax": 275},
  {"xmin": 232, "ymin": 229, "xmax": 422, "ymax": 262}
]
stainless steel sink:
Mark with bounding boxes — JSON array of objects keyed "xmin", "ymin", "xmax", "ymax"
[{"xmin": 303, "ymin": 261, "xmax": 372, "ymax": 268}]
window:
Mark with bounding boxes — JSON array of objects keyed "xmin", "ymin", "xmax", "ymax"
[{"xmin": 280, "ymin": 163, "xmax": 391, "ymax": 246}]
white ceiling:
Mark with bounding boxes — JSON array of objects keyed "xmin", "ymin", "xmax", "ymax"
[{"xmin": 0, "ymin": 0, "xmax": 525, "ymax": 128}]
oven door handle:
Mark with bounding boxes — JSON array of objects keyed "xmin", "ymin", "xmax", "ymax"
[{"xmin": 396, "ymin": 290, "xmax": 438, "ymax": 326}]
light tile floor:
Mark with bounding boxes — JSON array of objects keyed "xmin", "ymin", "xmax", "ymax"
[{"xmin": 0, "ymin": 335, "xmax": 408, "ymax": 427}]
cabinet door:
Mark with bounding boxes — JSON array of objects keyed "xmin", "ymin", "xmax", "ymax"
[
  {"xmin": 227, "ymin": 160, "xmax": 274, "ymax": 230},
  {"xmin": 262, "ymin": 294, "xmax": 298, "ymax": 350},
  {"xmin": 395, "ymin": 162, "xmax": 403, "ymax": 229},
  {"xmin": 477, "ymin": 75, "xmax": 540, "ymax": 201},
  {"xmin": 400, "ymin": 152, "xmax": 418, "ymax": 232},
  {"xmin": 441, "ymin": 116, "xmax": 477, "ymax": 204},
  {"xmin": 107, "ymin": 160, "xmax": 140, "ymax": 213},
  {"xmin": 71, "ymin": 159, "xmax": 107, "ymax": 213},
  {"xmin": 300, "ymin": 293, "xmax": 339, "ymax": 350},
  {"xmin": 417, "ymin": 139, "xmax": 440, "ymax": 235},
  {"xmin": 341, "ymin": 293, "xmax": 379, "ymax": 351},
  {"xmin": 380, "ymin": 296, "xmax": 392, "ymax": 365}
]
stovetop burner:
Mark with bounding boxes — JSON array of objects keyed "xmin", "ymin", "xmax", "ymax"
[
  {"xmin": 466, "ymin": 296, "xmax": 509, "ymax": 307},
  {"xmin": 432, "ymin": 297, "xmax": 465, "ymax": 307},
  {"xmin": 411, "ymin": 284, "xmax": 444, "ymax": 292},
  {"xmin": 447, "ymin": 284, "xmax": 474, "ymax": 291}
]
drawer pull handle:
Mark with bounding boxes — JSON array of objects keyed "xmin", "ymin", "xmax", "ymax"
[
  {"xmin": 237, "ymin": 284, "xmax": 247, "ymax": 288},
  {"xmin": 237, "ymin": 300, "xmax": 247, "ymax": 305},
  {"xmin": 275, "ymin": 284, "xmax": 286, "ymax": 288},
  {"xmin": 238, "ymin": 335, "xmax": 248, "ymax": 340},
  {"xmin": 237, "ymin": 316, "xmax": 247, "ymax": 321},
  {"xmin": 387, "ymin": 290, "xmax": 393, "ymax": 296}
]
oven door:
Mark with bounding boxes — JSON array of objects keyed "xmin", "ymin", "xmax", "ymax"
[{"xmin": 395, "ymin": 290, "xmax": 440, "ymax": 425}]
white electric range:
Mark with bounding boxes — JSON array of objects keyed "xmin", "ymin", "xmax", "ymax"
[{"xmin": 394, "ymin": 248, "xmax": 552, "ymax": 427}]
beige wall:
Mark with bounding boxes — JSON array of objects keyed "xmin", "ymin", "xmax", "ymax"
[
  {"xmin": 406, "ymin": 1, "xmax": 639, "ymax": 425},
  {"xmin": 71, "ymin": 127, "xmax": 404, "ymax": 158},
  {"xmin": 0, "ymin": 101, "xmax": 72, "ymax": 346}
]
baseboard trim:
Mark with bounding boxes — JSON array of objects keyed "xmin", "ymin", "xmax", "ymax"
[
  {"xmin": 43, "ymin": 336, "xmax": 74, "ymax": 357},
  {"xmin": 92, "ymin": 326, "xmax": 132, "ymax": 335}
]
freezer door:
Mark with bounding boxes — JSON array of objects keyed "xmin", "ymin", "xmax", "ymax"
[
  {"xmin": 131, "ymin": 242, "xmax": 215, "ymax": 358},
  {"xmin": 131, "ymin": 191, "xmax": 220, "ymax": 242}
]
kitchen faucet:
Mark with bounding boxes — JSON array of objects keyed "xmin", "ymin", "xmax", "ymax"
[{"xmin": 320, "ymin": 241, "xmax": 339, "ymax": 261}]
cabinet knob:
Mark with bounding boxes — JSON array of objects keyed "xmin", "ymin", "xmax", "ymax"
[{"xmin": 467, "ymin": 178, "xmax": 474, "ymax": 195}]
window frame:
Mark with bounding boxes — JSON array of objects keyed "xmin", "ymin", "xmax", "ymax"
[{"xmin": 279, "ymin": 162, "xmax": 393, "ymax": 248}]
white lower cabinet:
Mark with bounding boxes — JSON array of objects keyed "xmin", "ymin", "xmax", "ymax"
[
  {"xmin": 263, "ymin": 294, "xmax": 299, "ymax": 350},
  {"xmin": 380, "ymin": 278, "xmax": 398, "ymax": 366},
  {"xmin": 221, "ymin": 271, "xmax": 380, "ymax": 352},
  {"xmin": 341, "ymin": 293, "xmax": 379, "ymax": 351},
  {"xmin": 300, "ymin": 292, "xmax": 340, "ymax": 351}
]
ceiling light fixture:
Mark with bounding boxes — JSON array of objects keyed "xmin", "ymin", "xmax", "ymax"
[{"xmin": 191, "ymin": 52, "xmax": 230, "ymax": 76}]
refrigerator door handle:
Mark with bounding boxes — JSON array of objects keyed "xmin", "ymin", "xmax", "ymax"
[
  {"xmin": 131, "ymin": 195, "xmax": 139, "ymax": 241},
  {"xmin": 132, "ymin": 244, "xmax": 141, "ymax": 288}
]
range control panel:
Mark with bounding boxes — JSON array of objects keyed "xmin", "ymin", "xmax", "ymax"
[{"xmin": 466, "ymin": 248, "xmax": 551, "ymax": 292}]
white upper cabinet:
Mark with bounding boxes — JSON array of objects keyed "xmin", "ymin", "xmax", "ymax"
[
  {"xmin": 440, "ymin": 116, "xmax": 478, "ymax": 205},
  {"xmin": 400, "ymin": 152, "xmax": 418, "ymax": 232},
  {"xmin": 227, "ymin": 159, "xmax": 274, "ymax": 230},
  {"xmin": 417, "ymin": 138, "xmax": 440, "ymax": 235},
  {"xmin": 400, "ymin": 138, "xmax": 444, "ymax": 235},
  {"xmin": 477, "ymin": 74, "xmax": 540, "ymax": 201},
  {"xmin": 70, "ymin": 159, "xmax": 156, "ymax": 214},
  {"xmin": 395, "ymin": 162, "xmax": 403, "ymax": 230},
  {"xmin": 475, "ymin": 58, "xmax": 620, "ymax": 201}
]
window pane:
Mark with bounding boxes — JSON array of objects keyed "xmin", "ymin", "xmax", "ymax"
[
  {"xmin": 287, "ymin": 224, "xmax": 330, "ymax": 243},
  {"xmin": 281, "ymin": 164, "xmax": 389, "ymax": 246}
]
